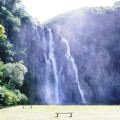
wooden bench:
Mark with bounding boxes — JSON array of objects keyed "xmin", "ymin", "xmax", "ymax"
[
  {"xmin": 22, "ymin": 105, "xmax": 32, "ymax": 109},
  {"xmin": 55, "ymin": 112, "xmax": 73, "ymax": 117}
]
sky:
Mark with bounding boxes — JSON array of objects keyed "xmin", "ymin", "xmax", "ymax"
[{"xmin": 21, "ymin": 0, "xmax": 118, "ymax": 23}]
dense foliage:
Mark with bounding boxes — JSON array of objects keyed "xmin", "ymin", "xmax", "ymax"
[
  {"xmin": 0, "ymin": 0, "xmax": 30, "ymax": 41},
  {"xmin": 0, "ymin": 25, "xmax": 28, "ymax": 106},
  {"xmin": 0, "ymin": 24, "xmax": 28, "ymax": 106},
  {"xmin": 0, "ymin": 0, "xmax": 32, "ymax": 106}
]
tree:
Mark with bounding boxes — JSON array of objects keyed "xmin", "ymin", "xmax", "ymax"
[
  {"xmin": 0, "ymin": 61, "xmax": 28, "ymax": 106},
  {"xmin": 0, "ymin": 1, "xmax": 30, "ymax": 106},
  {"xmin": 1, "ymin": 62, "xmax": 27, "ymax": 89},
  {"xmin": 0, "ymin": 24, "xmax": 14, "ymax": 63}
]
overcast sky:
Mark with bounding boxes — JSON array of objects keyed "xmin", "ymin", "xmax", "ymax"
[{"xmin": 21, "ymin": 0, "xmax": 118, "ymax": 23}]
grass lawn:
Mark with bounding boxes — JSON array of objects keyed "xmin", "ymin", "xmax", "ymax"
[{"xmin": 0, "ymin": 105, "xmax": 120, "ymax": 120}]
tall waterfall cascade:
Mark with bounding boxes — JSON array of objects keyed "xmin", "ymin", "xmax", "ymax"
[
  {"xmin": 41, "ymin": 28, "xmax": 87, "ymax": 104},
  {"xmin": 43, "ymin": 29, "xmax": 59, "ymax": 104},
  {"xmin": 62, "ymin": 37, "xmax": 87, "ymax": 104},
  {"xmin": 16, "ymin": 6, "xmax": 120, "ymax": 105}
]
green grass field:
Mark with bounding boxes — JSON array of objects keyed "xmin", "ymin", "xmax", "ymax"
[{"xmin": 0, "ymin": 105, "xmax": 120, "ymax": 120}]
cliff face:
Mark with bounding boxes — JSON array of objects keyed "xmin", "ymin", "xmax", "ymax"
[
  {"xmin": 15, "ymin": 20, "xmax": 87, "ymax": 105},
  {"xmin": 45, "ymin": 6, "xmax": 120, "ymax": 104},
  {"xmin": 15, "ymin": 3, "xmax": 120, "ymax": 105}
]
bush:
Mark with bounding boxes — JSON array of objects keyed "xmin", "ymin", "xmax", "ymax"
[
  {"xmin": 19, "ymin": 93, "xmax": 28, "ymax": 104},
  {"xmin": 14, "ymin": 90, "xmax": 28, "ymax": 104},
  {"xmin": 0, "ymin": 86, "xmax": 28, "ymax": 106},
  {"xmin": 0, "ymin": 86, "xmax": 20, "ymax": 106}
]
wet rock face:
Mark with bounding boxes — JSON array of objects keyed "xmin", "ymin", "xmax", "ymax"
[
  {"xmin": 15, "ymin": 7, "xmax": 120, "ymax": 105},
  {"xmin": 15, "ymin": 21, "xmax": 86, "ymax": 105},
  {"xmin": 46, "ymin": 8, "xmax": 120, "ymax": 104}
]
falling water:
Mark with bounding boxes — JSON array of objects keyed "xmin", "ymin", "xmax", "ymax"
[
  {"xmin": 41, "ymin": 27, "xmax": 87, "ymax": 104},
  {"xmin": 62, "ymin": 37, "xmax": 87, "ymax": 104},
  {"xmin": 43, "ymin": 29, "xmax": 59, "ymax": 104},
  {"xmin": 16, "ymin": 6, "xmax": 120, "ymax": 104}
]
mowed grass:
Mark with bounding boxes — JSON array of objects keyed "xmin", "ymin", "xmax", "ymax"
[{"xmin": 0, "ymin": 105, "xmax": 120, "ymax": 120}]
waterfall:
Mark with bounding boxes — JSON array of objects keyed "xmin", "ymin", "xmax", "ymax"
[
  {"xmin": 61, "ymin": 37, "xmax": 87, "ymax": 104},
  {"xmin": 43, "ymin": 29, "xmax": 59, "ymax": 104},
  {"xmin": 38, "ymin": 27, "xmax": 86, "ymax": 104}
]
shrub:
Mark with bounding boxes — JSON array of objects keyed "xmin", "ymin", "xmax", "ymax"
[
  {"xmin": 0, "ymin": 86, "xmax": 20, "ymax": 106},
  {"xmin": 14, "ymin": 90, "xmax": 28, "ymax": 104}
]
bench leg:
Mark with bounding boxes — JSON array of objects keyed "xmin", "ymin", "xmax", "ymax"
[
  {"xmin": 0, "ymin": 104, "xmax": 2, "ymax": 109},
  {"xmin": 55, "ymin": 113, "xmax": 58, "ymax": 117},
  {"xmin": 55, "ymin": 113, "xmax": 72, "ymax": 118},
  {"xmin": 70, "ymin": 113, "xmax": 72, "ymax": 117}
]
